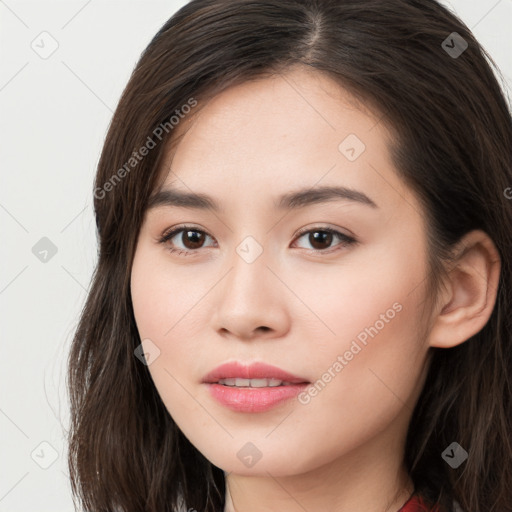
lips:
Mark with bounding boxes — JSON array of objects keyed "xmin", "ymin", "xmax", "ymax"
[
  {"xmin": 203, "ymin": 361, "xmax": 310, "ymax": 413},
  {"xmin": 202, "ymin": 361, "xmax": 309, "ymax": 385}
]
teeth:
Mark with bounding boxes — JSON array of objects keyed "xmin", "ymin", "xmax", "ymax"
[{"xmin": 218, "ymin": 378, "xmax": 288, "ymax": 387}]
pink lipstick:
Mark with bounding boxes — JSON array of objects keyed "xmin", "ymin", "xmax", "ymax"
[{"xmin": 202, "ymin": 361, "xmax": 310, "ymax": 413}]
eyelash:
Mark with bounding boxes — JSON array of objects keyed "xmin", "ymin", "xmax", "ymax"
[{"xmin": 157, "ymin": 224, "xmax": 357, "ymax": 257}]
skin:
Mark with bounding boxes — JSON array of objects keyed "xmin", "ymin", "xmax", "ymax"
[{"xmin": 130, "ymin": 65, "xmax": 501, "ymax": 512}]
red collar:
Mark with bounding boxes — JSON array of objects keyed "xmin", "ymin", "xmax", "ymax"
[{"xmin": 398, "ymin": 494, "xmax": 441, "ymax": 512}]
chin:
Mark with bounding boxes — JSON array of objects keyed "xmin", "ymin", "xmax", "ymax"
[{"xmin": 199, "ymin": 446, "xmax": 314, "ymax": 477}]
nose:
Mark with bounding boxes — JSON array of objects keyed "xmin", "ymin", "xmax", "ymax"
[{"xmin": 211, "ymin": 241, "xmax": 290, "ymax": 341}]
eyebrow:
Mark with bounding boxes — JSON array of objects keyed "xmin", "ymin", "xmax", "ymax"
[{"xmin": 146, "ymin": 185, "xmax": 378, "ymax": 212}]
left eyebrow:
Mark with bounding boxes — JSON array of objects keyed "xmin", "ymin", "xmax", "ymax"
[
  {"xmin": 146, "ymin": 184, "xmax": 378, "ymax": 213},
  {"xmin": 275, "ymin": 185, "xmax": 378, "ymax": 210}
]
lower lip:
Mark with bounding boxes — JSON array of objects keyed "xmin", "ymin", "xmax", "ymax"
[{"xmin": 205, "ymin": 383, "xmax": 309, "ymax": 412}]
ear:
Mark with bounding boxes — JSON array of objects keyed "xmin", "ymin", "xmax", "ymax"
[{"xmin": 428, "ymin": 230, "xmax": 501, "ymax": 349}]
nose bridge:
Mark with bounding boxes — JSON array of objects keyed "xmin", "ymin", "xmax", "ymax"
[
  {"xmin": 225, "ymin": 231, "xmax": 270, "ymax": 303},
  {"xmin": 224, "ymin": 209, "xmax": 273, "ymax": 280},
  {"xmin": 212, "ymin": 227, "xmax": 288, "ymax": 338}
]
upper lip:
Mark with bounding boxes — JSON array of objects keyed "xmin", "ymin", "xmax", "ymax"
[{"xmin": 202, "ymin": 361, "xmax": 309, "ymax": 384}]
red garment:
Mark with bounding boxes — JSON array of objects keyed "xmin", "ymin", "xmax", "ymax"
[{"xmin": 398, "ymin": 494, "xmax": 441, "ymax": 512}]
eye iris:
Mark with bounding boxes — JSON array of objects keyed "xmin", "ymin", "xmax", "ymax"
[
  {"xmin": 182, "ymin": 230, "xmax": 205, "ymax": 249},
  {"xmin": 310, "ymin": 230, "xmax": 332, "ymax": 250}
]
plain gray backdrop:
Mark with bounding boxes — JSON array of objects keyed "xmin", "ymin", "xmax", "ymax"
[{"xmin": 1, "ymin": 0, "xmax": 511, "ymax": 510}]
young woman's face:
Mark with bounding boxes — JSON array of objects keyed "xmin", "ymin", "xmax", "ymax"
[{"xmin": 130, "ymin": 66, "xmax": 435, "ymax": 477}]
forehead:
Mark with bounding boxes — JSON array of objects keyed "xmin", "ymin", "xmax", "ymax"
[{"xmin": 155, "ymin": 66, "xmax": 420, "ymax": 218}]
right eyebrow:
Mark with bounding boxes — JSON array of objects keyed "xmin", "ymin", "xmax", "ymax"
[{"xmin": 147, "ymin": 188, "xmax": 223, "ymax": 212}]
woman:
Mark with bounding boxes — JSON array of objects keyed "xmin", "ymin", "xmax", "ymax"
[{"xmin": 67, "ymin": 1, "xmax": 512, "ymax": 511}]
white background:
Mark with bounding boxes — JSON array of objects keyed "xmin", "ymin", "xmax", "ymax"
[{"xmin": 1, "ymin": 1, "xmax": 511, "ymax": 510}]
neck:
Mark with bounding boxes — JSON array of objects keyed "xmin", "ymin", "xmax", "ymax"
[{"xmin": 223, "ymin": 453, "xmax": 415, "ymax": 512}]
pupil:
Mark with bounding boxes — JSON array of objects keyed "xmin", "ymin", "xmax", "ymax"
[
  {"xmin": 310, "ymin": 231, "xmax": 332, "ymax": 249},
  {"xmin": 184, "ymin": 230, "xmax": 204, "ymax": 248}
]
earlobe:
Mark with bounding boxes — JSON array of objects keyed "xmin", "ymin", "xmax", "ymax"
[{"xmin": 427, "ymin": 230, "xmax": 501, "ymax": 349}]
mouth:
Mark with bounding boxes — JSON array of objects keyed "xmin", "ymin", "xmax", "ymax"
[
  {"xmin": 202, "ymin": 361, "xmax": 310, "ymax": 412},
  {"xmin": 216, "ymin": 378, "xmax": 301, "ymax": 387},
  {"xmin": 202, "ymin": 361, "xmax": 310, "ymax": 386}
]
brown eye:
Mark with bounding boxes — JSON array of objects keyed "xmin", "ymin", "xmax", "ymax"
[
  {"xmin": 293, "ymin": 227, "xmax": 356, "ymax": 252},
  {"xmin": 159, "ymin": 226, "xmax": 215, "ymax": 256},
  {"xmin": 308, "ymin": 230, "xmax": 333, "ymax": 250},
  {"xmin": 180, "ymin": 230, "xmax": 206, "ymax": 249}
]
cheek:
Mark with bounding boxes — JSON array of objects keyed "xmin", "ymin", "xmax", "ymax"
[
  {"xmin": 291, "ymin": 238, "xmax": 427, "ymax": 355},
  {"xmin": 131, "ymin": 261, "xmax": 166, "ymax": 340},
  {"xmin": 131, "ymin": 244, "xmax": 202, "ymax": 339},
  {"xmin": 288, "ymin": 241, "xmax": 429, "ymax": 428},
  {"xmin": 131, "ymin": 249, "xmax": 206, "ymax": 424},
  {"xmin": 130, "ymin": 244, "xmax": 212, "ymax": 387}
]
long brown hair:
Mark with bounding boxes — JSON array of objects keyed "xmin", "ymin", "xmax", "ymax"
[{"xmin": 67, "ymin": 1, "xmax": 512, "ymax": 511}]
